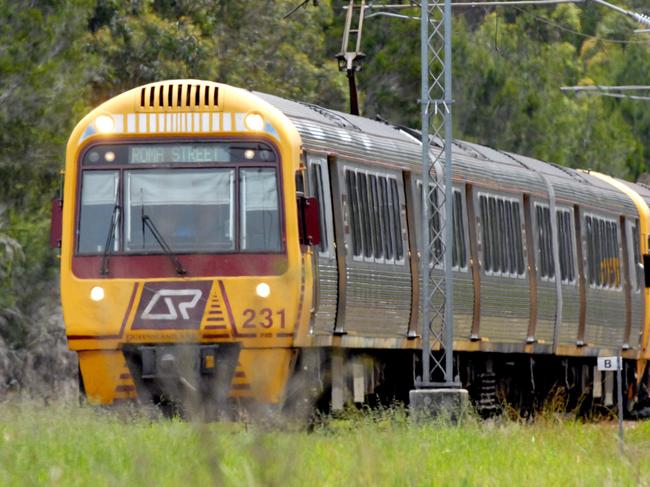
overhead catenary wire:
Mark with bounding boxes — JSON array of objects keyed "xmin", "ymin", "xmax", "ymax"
[
  {"xmin": 573, "ymin": 92, "xmax": 650, "ymax": 101},
  {"xmin": 365, "ymin": 0, "xmax": 584, "ymax": 20},
  {"xmin": 561, "ymin": 85, "xmax": 650, "ymax": 91},
  {"xmin": 514, "ymin": 6, "xmax": 650, "ymax": 44},
  {"xmin": 561, "ymin": 85, "xmax": 650, "ymax": 101},
  {"xmin": 357, "ymin": 1, "xmax": 650, "ymax": 44},
  {"xmin": 350, "ymin": 0, "xmax": 584, "ymax": 7},
  {"xmin": 590, "ymin": 0, "xmax": 650, "ymax": 28}
]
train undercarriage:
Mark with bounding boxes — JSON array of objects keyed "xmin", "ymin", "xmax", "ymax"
[{"xmin": 97, "ymin": 344, "xmax": 650, "ymax": 421}]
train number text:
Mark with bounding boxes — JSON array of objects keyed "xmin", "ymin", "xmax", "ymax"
[{"xmin": 242, "ymin": 308, "xmax": 286, "ymax": 329}]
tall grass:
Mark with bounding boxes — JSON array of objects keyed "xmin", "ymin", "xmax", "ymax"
[{"xmin": 0, "ymin": 401, "xmax": 648, "ymax": 486}]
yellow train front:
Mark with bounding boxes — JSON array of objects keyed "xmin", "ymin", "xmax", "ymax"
[{"xmin": 60, "ymin": 80, "xmax": 316, "ymax": 409}]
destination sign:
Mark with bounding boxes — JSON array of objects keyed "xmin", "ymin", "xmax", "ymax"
[{"xmin": 129, "ymin": 144, "xmax": 230, "ymax": 164}]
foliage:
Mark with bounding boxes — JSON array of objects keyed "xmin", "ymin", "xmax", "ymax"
[
  {"xmin": 0, "ymin": 0, "xmax": 94, "ymax": 350},
  {"xmin": 0, "ymin": 207, "xmax": 23, "ymax": 332},
  {"xmin": 356, "ymin": 4, "xmax": 650, "ymax": 179},
  {"xmin": 1, "ymin": 403, "xmax": 650, "ymax": 485},
  {"xmin": 87, "ymin": 0, "xmax": 347, "ymax": 108}
]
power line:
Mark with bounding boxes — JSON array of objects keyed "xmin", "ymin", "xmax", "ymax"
[
  {"xmin": 591, "ymin": 0, "xmax": 650, "ymax": 28},
  {"xmin": 561, "ymin": 85, "xmax": 650, "ymax": 91},
  {"xmin": 561, "ymin": 85, "xmax": 650, "ymax": 101},
  {"xmin": 576, "ymin": 92, "xmax": 650, "ymax": 100},
  {"xmin": 515, "ymin": 6, "xmax": 650, "ymax": 44},
  {"xmin": 355, "ymin": 1, "xmax": 650, "ymax": 44},
  {"xmin": 452, "ymin": 0, "xmax": 583, "ymax": 6}
]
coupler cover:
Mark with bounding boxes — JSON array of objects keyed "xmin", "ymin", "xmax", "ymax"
[{"xmin": 126, "ymin": 343, "xmax": 241, "ymax": 408}]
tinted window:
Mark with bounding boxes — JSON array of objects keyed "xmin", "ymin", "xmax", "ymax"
[
  {"xmin": 479, "ymin": 194, "xmax": 525, "ymax": 276},
  {"xmin": 240, "ymin": 168, "xmax": 281, "ymax": 251},
  {"xmin": 535, "ymin": 204, "xmax": 554, "ymax": 280},
  {"xmin": 557, "ymin": 209, "xmax": 576, "ymax": 283},
  {"xmin": 632, "ymin": 221, "xmax": 642, "ymax": 291},
  {"xmin": 390, "ymin": 179, "xmax": 404, "ymax": 261},
  {"xmin": 310, "ymin": 163, "xmax": 328, "ymax": 253},
  {"xmin": 78, "ymin": 171, "xmax": 119, "ymax": 254},
  {"xmin": 345, "ymin": 168, "xmax": 404, "ymax": 264},
  {"xmin": 453, "ymin": 190, "xmax": 467, "ymax": 269},
  {"xmin": 346, "ymin": 170, "xmax": 362, "ymax": 257},
  {"xmin": 585, "ymin": 214, "xmax": 620, "ymax": 289}
]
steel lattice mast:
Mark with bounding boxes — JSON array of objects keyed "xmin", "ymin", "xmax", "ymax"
[{"xmin": 418, "ymin": 0, "xmax": 457, "ymax": 387}]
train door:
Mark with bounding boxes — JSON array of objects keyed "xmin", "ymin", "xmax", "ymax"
[
  {"xmin": 581, "ymin": 210, "xmax": 628, "ymax": 348},
  {"xmin": 528, "ymin": 198, "xmax": 581, "ymax": 347},
  {"xmin": 411, "ymin": 179, "xmax": 473, "ymax": 340},
  {"xmin": 474, "ymin": 190, "xmax": 531, "ymax": 343},
  {"xmin": 336, "ymin": 159, "xmax": 411, "ymax": 337},
  {"xmin": 624, "ymin": 217, "xmax": 643, "ymax": 350},
  {"xmin": 306, "ymin": 154, "xmax": 338, "ymax": 334}
]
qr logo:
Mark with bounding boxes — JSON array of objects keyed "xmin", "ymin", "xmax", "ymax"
[
  {"xmin": 141, "ymin": 289, "xmax": 203, "ymax": 321},
  {"xmin": 131, "ymin": 281, "xmax": 212, "ymax": 330}
]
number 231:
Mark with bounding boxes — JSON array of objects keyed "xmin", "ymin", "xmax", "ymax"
[{"xmin": 242, "ymin": 308, "xmax": 286, "ymax": 329}]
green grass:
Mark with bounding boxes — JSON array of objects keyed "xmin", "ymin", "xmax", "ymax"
[{"xmin": 0, "ymin": 402, "xmax": 649, "ymax": 486}]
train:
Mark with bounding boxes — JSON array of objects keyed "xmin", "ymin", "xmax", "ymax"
[{"xmin": 51, "ymin": 79, "xmax": 650, "ymax": 416}]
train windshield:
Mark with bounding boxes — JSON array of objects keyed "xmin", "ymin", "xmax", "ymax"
[
  {"xmin": 76, "ymin": 141, "xmax": 282, "ymax": 255},
  {"xmin": 124, "ymin": 169, "xmax": 236, "ymax": 253}
]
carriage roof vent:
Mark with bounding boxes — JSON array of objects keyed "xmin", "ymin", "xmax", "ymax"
[{"xmin": 137, "ymin": 83, "xmax": 219, "ymax": 111}]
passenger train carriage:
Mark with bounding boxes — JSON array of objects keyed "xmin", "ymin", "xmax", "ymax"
[{"xmin": 53, "ymin": 80, "xmax": 650, "ymax": 413}]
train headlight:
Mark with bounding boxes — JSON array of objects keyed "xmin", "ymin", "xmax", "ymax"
[
  {"xmin": 245, "ymin": 113, "xmax": 264, "ymax": 131},
  {"xmin": 256, "ymin": 282, "xmax": 271, "ymax": 298},
  {"xmin": 90, "ymin": 286, "xmax": 105, "ymax": 302},
  {"xmin": 94, "ymin": 115, "xmax": 115, "ymax": 134}
]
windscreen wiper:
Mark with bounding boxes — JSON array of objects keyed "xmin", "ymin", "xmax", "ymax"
[
  {"xmin": 100, "ymin": 204, "xmax": 120, "ymax": 276},
  {"xmin": 141, "ymin": 214, "xmax": 187, "ymax": 276}
]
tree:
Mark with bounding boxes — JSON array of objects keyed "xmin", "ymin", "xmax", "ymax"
[
  {"xmin": 0, "ymin": 0, "xmax": 95, "ymax": 350},
  {"xmin": 87, "ymin": 0, "xmax": 347, "ymax": 108},
  {"xmin": 354, "ymin": 5, "xmax": 648, "ymax": 178}
]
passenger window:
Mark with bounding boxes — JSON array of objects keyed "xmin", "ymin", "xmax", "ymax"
[
  {"xmin": 344, "ymin": 167, "xmax": 404, "ymax": 264},
  {"xmin": 358, "ymin": 173, "xmax": 373, "ymax": 258},
  {"xmin": 480, "ymin": 196, "xmax": 491, "ymax": 272},
  {"xmin": 453, "ymin": 191, "xmax": 467, "ymax": 269},
  {"xmin": 631, "ymin": 221, "xmax": 642, "ymax": 291},
  {"xmin": 417, "ymin": 183, "xmax": 467, "ymax": 271},
  {"xmin": 534, "ymin": 205, "xmax": 576, "ymax": 284},
  {"xmin": 390, "ymin": 179, "xmax": 404, "ymax": 261},
  {"xmin": 310, "ymin": 163, "xmax": 328, "ymax": 254},
  {"xmin": 368, "ymin": 175, "xmax": 381, "ymax": 258},
  {"xmin": 535, "ymin": 204, "xmax": 554, "ymax": 280},
  {"xmin": 557, "ymin": 209, "xmax": 576, "ymax": 284},
  {"xmin": 479, "ymin": 193, "xmax": 525, "ymax": 277},
  {"xmin": 584, "ymin": 214, "xmax": 620, "ymax": 289},
  {"xmin": 346, "ymin": 170, "xmax": 362, "ymax": 257},
  {"xmin": 380, "ymin": 177, "xmax": 394, "ymax": 260}
]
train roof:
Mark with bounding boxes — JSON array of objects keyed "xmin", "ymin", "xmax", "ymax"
[{"xmin": 257, "ymin": 91, "xmax": 638, "ymax": 217}]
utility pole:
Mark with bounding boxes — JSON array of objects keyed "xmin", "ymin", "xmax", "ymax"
[
  {"xmin": 336, "ymin": 1, "xmax": 467, "ymax": 419},
  {"xmin": 337, "ymin": 0, "xmax": 366, "ymax": 115},
  {"xmin": 409, "ymin": 0, "xmax": 468, "ymax": 421}
]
